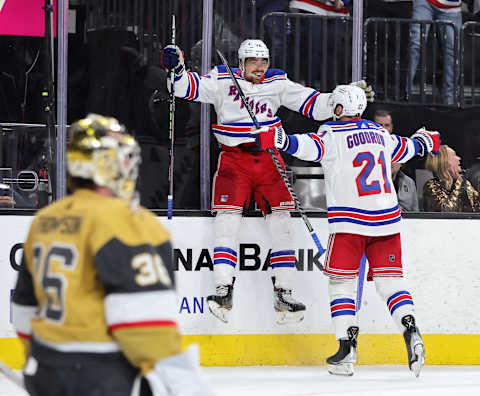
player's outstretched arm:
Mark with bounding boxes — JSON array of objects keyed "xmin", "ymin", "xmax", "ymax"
[
  {"xmin": 255, "ymin": 125, "xmax": 326, "ymax": 162},
  {"xmin": 389, "ymin": 127, "xmax": 441, "ymax": 164},
  {"xmin": 410, "ymin": 127, "xmax": 441, "ymax": 157},
  {"xmin": 160, "ymin": 44, "xmax": 218, "ymax": 104},
  {"xmin": 161, "ymin": 44, "xmax": 185, "ymax": 75}
]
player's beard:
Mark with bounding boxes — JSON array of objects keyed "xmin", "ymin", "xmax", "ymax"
[{"xmin": 244, "ymin": 69, "xmax": 265, "ymax": 84}]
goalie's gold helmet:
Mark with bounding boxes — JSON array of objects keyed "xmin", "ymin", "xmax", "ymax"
[{"xmin": 67, "ymin": 114, "xmax": 141, "ymax": 203}]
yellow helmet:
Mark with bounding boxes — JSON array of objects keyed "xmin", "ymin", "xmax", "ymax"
[{"xmin": 67, "ymin": 114, "xmax": 141, "ymax": 203}]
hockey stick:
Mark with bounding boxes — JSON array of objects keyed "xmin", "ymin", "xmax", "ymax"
[
  {"xmin": 167, "ymin": 14, "xmax": 176, "ymax": 220},
  {"xmin": 216, "ymin": 49, "xmax": 325, "ymax": 258},
  {"xmin": 356, "ymin": 254, "xmax": 366, "ymax": 311},
  {"xmin": 0, "ymin": 359, "xmax": 25, "ymax": 390}
]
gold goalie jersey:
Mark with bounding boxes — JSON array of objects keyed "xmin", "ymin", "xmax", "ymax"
[{"xmin": 12, "ymin": 189, "xmax": 181, "ymax": 374}]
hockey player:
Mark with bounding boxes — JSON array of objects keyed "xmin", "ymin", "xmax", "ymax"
[
  {"xmin": 161, "ymin": 39, "xmax": 375, "ymax": 324},
  {"xmin": 255, "ymin": 85, "xmax": 440, "ymax": 377},
  {"xmin": 11, "ymin": 114, "xmax": 215, "ymax": 396}
]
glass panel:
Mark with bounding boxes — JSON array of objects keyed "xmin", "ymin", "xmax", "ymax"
[
  {"xmin": 66, "ymin": 0, "xmax": 204, "ymax": 210},
  {"xmin": 0, "ymin": 0, "xmax": 58, "ymax": 202},
  {"xmin": 0, "ymin": 124, "xmax": 52, "ymax": 209},
  {"xmin": 1, "ymin": 0, "xmax": 478, "ymax": 215}
]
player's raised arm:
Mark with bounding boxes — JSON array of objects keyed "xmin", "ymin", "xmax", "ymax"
[
  {"xmin": 255, "ymin": 123, "xmax": 330, "ymax": 163},
  {"xmin": 279, "ymin": 78, "xmax": 334, "ymax": 121},
  {"xmin": 279, "ymin": 78, "xmax": 376, "ymax": 122},
  {"xmin": 161, "ymin": 44, "xmax": 218, "ymax": 104},
  {"xmin": 387, "ymin": 127, "xmax": 441, "ymax": 164}
]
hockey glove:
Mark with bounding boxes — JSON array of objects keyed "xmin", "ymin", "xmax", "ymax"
[
  {"xmin": 350, "ymin": 80, "xmax": 376, "ymax": 103},
  {"xmin": 161, "ymin": 45, "xmax": 185, "ymax": 75},
  {"xmin": 255, "ymin": 125, "xmax": 289, "ymax": 151},
  {"xmin": 411, "ymin": 127, "xmax": 441, "ymax": 157}
]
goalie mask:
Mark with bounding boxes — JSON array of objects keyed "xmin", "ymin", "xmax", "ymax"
[
  {"xmin": 67, "ymin": 114, "xmax": 141, "ymax": 203},
  {"xmin": 329, "ymin": 85, "xmax": 367, "ymax": 120},
  {"xmin": 238, "ymin": 39, "xmax": 270, "ymax": 72}
]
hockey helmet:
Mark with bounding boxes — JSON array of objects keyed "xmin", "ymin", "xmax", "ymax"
[
  {"xmin": 329, "ymin": 85, "xmax": 367, "ymax": 120},
  {"xmin": 238, "ymin": 39, "xmax": 270, "ymax": 71},
  {"xmin": 67, "ymin": 114, "xmax": 141, "ymax": 203}
]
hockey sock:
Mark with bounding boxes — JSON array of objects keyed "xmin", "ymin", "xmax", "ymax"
[{"xmin": 329, "ymin": 278, "xmax": 357, "ymax": 340}]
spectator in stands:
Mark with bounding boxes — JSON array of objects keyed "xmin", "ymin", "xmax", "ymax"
[
  {"xmin": 423, "ymin": 145, "xmax": 480, "ymax": 212},
  {"xmin": 289, "ymin": 0, "xmax": 351, "ymax": 90},
  {"xmin": 391, "ymin": 162, "xmax": 420, "ymax": 211},
  {"xmin": 373, "ymin": 109, "xmax": 394, "ymax": 133},
  {"xmin": 374, "ymin": 109, "xmax": 419, "ymax": 211},
  {"xmin": 254, "ymin": 1, "xmax": 289, "ymax": 67},
  {"xmin": 407, "ymin": 0, "xmax": 462, "ymax": 105}
]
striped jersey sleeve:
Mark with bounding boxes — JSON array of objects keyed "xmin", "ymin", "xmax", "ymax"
[
  {"xmin": 286, "ymin": 124, "xmax": 332, "ymax": 163},
  {"xmin": 173, "ymin": 67, "xmax": 220, "ymax": 104},
  {"xmin": 280, "ymin": 76, "xmax": 332, "ymax": 121},
  {"xmin": 388, "ymin": 133, "xmax": 420, "ymax": 163}
]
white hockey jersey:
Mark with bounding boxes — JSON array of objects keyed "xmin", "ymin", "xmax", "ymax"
[
  {"xmin": 173, "ymin": 66, "xmax": 332, "ymax": 146},
  {"xmin": 289, "ymin": 119, "xmax": 421, "ymax": 236}
]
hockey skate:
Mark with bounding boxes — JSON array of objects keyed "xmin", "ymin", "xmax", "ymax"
[
  {"xmin": 402, "ymin": 315, "xmax": 425, "ymax": 377},
  {"xmin": 327, "ymin": 326, "xmax": 359, "ymax": 376},
  {"xmin": 273, "ymin": 282, "xmax": 306, "ymax": 324},
  {"xmin": 206, "ymin": 282, "xmax": 234, "ymax": 323}
]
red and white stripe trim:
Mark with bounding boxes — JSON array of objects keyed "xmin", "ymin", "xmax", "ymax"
[
  {"xmin": 328, "ymin": 207, "xmax": 401, "ymax": 224},
  {"xmin": 290, "ymin": 0, "xmax": 349, "ymax": 15},
  {"xmin": 308, "ymin": 133, "xmax": 325, "ymax": 161},
  {"xmin": 371, "ymin": 267, "xmax": 403, "ymax": 278},
  {"xmin": 392, "ymin": 137, "xmax": 408, "ymax": 163},
  {"xmin": 323, "ymin": 234, "xmax": 358, "ymax": 279},
  {"xmin": 427, "ymin": 0, "xmax": 461, "ymax": 10},
  {"xmin": 329, "ymin": 122, "xmax": 358, "ymax": 131},
  {"xmin": 185, "ymin": 72, "xmax": 198, "ymax": 100},
  {"xmin": 11, "ymin": 303, "xmax": 36, "ymax": 338},
  {"xmin": 105, "ymin": 290, "xmax": 178, "ymax": 331}
]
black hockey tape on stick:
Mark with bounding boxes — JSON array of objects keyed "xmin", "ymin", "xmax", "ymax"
[
  {"xmin": 216, "ymin": 49, "xmax": 326, "ymax": 259},
  {"xmin": 167, "ymin": 14, "xmax": 176, "ymax": 220}
]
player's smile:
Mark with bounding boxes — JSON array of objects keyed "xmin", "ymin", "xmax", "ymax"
[{"xmin": 243, "ymin": 57, "xmax": 268, "ymax": 83}]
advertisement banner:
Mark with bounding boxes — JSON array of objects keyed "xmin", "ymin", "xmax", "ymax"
[
  {"xmin": 1, "ymin": 215, "xmax": 480, "ymax": 366},
  {"xmin": 2, "ymin": 215, "xmax": 480, "ymax": 335}
]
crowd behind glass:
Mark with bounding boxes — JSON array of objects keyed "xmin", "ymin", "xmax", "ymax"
[{"xmin": 0, "ymin": 0, "xmax": 480, "ymax": 212}]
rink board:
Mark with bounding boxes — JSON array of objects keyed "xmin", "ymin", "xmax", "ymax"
[{"xmin": 0, "ymin": 216, "xmax": 479, "ymax": 368}]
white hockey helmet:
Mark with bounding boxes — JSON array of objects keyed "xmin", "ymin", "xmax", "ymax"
[
  {"xmin": 330, "ymin": 85, "xmax": 367, "ymax": 120},
  {"xmin": 238, "ymin": 39, "xmax": 270, "ymax": 71},
  {"xmin": 67, "ymin": 114, "xmax": 141, "ymax": 203}
]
